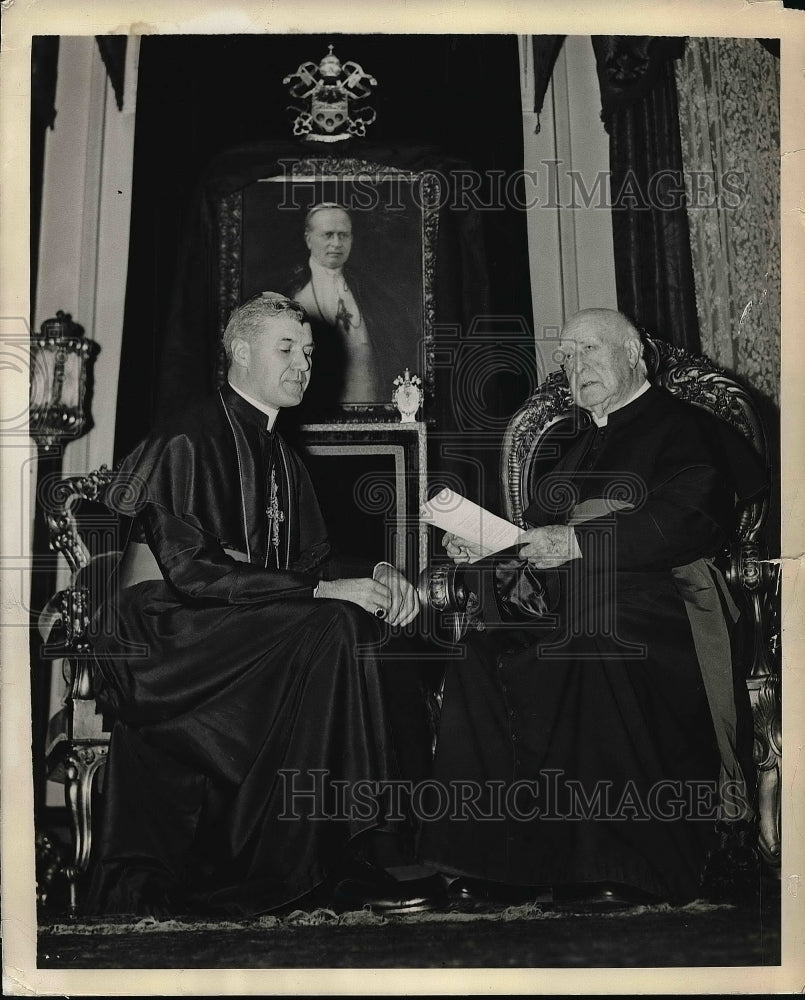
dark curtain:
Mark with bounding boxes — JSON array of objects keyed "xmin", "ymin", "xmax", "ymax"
[
  {"xmin": 30, "ymin": 36, "xmax": 59, "ymax": 316},
  {"xmin": 531, "ymin": 35, "xmax": 700, "ymax": 352},
  {"xmin": 95, "ymin": 36, "xmax": 127, "ymax": 111},
  {"xmin": 530, "ymin": 35, "xmax": 564, "ymax": 118},
  {"xmin": 29, "ymin": 37, "xmax": 60, "ymax": 818},
  {"xmin": 114, "ymin": 34, "xmax": 534, "ymax": 511},
  {"xmin": 593, "ymin": 36, "xmax": 700, "ymax": 351}
]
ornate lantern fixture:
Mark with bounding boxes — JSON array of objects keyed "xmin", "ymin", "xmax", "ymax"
[{"xmin": 29, "ymin": 311, "xmax": 99, "ymax": 451}]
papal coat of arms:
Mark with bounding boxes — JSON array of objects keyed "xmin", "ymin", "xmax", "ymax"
[{"xmin": 284, "ymin": 45, "xmax": 378, "ymax": 143}]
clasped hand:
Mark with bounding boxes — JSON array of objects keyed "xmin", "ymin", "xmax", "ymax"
[
  {"xmin": 315, "ymin": 563, "xmax": 420, "ymax": 627},
  {"xmin": 443, "ymin": 525, "xmax": 579, "ymax": 569}
]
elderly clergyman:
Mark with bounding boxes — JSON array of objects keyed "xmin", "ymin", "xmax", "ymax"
[
  {"xmin": 420, "ymin": 308, "xmax": 767, "ymax": 906},
  {"xmin": 87, "ymin": 292, "xmax": 443, "ymax": 917}
]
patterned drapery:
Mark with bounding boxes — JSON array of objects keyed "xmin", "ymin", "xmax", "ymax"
[
  {"xmin": 674, "ymin": 38, "xmax": 780, "ymax": 405},
  {"xmin": 603, "ymin": 43, "xmax": 700, "ymax": 352}
]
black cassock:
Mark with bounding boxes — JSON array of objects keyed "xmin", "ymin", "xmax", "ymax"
[
  {"xmin": 419, "ymin": 387, "xmax": 766, "ymax": 902},
  {"xmin": 87, "ymin": 384, "xmax": 411, "ymax": 916}
]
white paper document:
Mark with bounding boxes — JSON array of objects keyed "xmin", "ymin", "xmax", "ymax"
[{"xmin": 420, "ymin": 489, "xmax": 523, "ymax": 561}]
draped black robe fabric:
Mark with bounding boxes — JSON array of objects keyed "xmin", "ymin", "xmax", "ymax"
[
  {"xmin": 87, "ymin": 384, "xmax": 408, "ymax": 916},
  {"xmin": 419, "ymin": 387, "xmax": 766, "ymax": 902}
]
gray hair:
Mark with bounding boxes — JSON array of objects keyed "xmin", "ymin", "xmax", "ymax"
[
  {"xmin": 619, "ymin": 314, "xmax": 648, "ymax": 378},
  {"xmin": 222, "ymin": 292, "xmax": 307, "ymax": 365}
]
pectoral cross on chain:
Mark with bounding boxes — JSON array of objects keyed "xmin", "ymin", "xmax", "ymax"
[
  {"xmin": 266, "ymin": 465, "xmax": 285, "ymax": 567},
  {"xmin": 335, "ymin": 294, "xmax": 358, "ymax": 334}
]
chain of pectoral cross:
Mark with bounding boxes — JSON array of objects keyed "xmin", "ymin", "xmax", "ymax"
[
  {"xmin": 335, "ymin": 292, "xmax": 361, "ymax": 332},
  {"xmin": 309, "ymin": 277, "xmax": 362, "ymax": 331},
  {"xmin": 266, "ymin": 465, "xmax": 285, "ymax": 568}
]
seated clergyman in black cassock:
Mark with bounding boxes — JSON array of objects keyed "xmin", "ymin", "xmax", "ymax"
[
  {"xmin": 419, "ymin": 308, "xmax": 767, "ymax": 907},
  {"xmin": 87, "ymin": 292, "xmax": 444, "ymax": 917}
]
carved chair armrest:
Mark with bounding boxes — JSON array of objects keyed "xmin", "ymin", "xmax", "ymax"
[
  {"xmin": 41, "ymin": 583, "xmax": 95, "ymax": 686},
  {"xmin": 418, "ymin": 562, "xmax": 484, "ymax": 643},
  {"xmin": 723, "ymin": 530, "xmax": 778, "ymax": 684},
  {"xmin": 60, "ymin": 585, "xmax": 91, "ymax": 651}
]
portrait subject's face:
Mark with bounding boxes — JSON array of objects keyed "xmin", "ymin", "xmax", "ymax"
[
  {"xmin": 241, "ymin": 315, "xmax": 314, "ymax": 409},
  {"xmin": 305, "ymin": 208, "xmax": 353, "ymax": 269},
  {"xmin": 560, "ymin": 316, "xmax": 638, "ymax": 415}
]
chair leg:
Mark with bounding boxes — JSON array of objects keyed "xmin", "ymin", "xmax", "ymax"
[
  {"xmin": 64, "ymin": 744, "xmax": 108, "ymax": 916},
  {"xmin": 751, "ymin": 675, "xmax": 781, "ymax": 870}
]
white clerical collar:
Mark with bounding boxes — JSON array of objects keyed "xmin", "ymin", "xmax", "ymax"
[
  {"xmin": 228, "ymin": 380, "xmax": 279, "ymax": 430},
  {"xmin": 309, "ymin": 255, "xmax": 343, "ymax": 281},
  {"xmin": 592, "ymin": 379, "xmax": 651, "ymax": 427}
]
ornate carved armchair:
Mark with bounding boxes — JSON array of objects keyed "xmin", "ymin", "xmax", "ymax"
[
  {"xmin": 422, "ymin": 337, "xmax": 781, "ymax": 871},
  {"xmin": 40, "ymin": 466, "xmax": 120, "ymax": 915}
]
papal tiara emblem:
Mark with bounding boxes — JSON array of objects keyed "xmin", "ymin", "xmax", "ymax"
[{"xmin": 283, "ymin": 45, "xmax": 378, "ymax": 143}]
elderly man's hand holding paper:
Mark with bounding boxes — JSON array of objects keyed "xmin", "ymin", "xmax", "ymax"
[
  {"xmin": 423, "ymin": 489, "xmax": 581, "ymax": 569},
  {"xmin": 421, "ymin": 489, "xmax": 523, "ymax": 563}
]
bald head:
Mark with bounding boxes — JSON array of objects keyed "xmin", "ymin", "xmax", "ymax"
[
  {"xmin": 561, "ymin": 309, "xmax": 638, "ymax": 345},
  {"xmin": 559, "ymin": 309, "xmax": 647, "ymax": 418}
]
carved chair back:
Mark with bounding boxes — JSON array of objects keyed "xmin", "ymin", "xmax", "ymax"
[{"xmin": 41, "ymin": 464, "xmax": 123, "ymax": 913}]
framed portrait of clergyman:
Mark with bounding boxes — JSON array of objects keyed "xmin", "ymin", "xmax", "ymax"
[{"xmin": 217, "ymin": 159, "xmax": 438, "ymax": 421}]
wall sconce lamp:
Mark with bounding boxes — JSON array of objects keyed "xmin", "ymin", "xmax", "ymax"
[{"xmin": 29, "ymin": 311, "xmax": 99, "ymax": 452}]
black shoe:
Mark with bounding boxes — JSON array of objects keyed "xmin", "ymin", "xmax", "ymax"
[
  {"xmin": 553, "ymin": 881, "xmax": 663, "ymax": 910},
  {"xmin": 448, "ymin": 876, "xmax": 552, "ymax": 905},
  {"xmin": 333, "ymin": 868, "xmax": 447, "ymax": 916}
]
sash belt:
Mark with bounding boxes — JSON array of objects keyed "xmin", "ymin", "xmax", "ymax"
[{"xmin": 671, "ymin": 558, "xmax": 754, "ymax": 822}]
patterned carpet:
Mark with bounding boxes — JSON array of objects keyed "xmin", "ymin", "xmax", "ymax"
[{"xmin": 38, "ymin": 891, "xmax": 781, "ymax": 969}]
